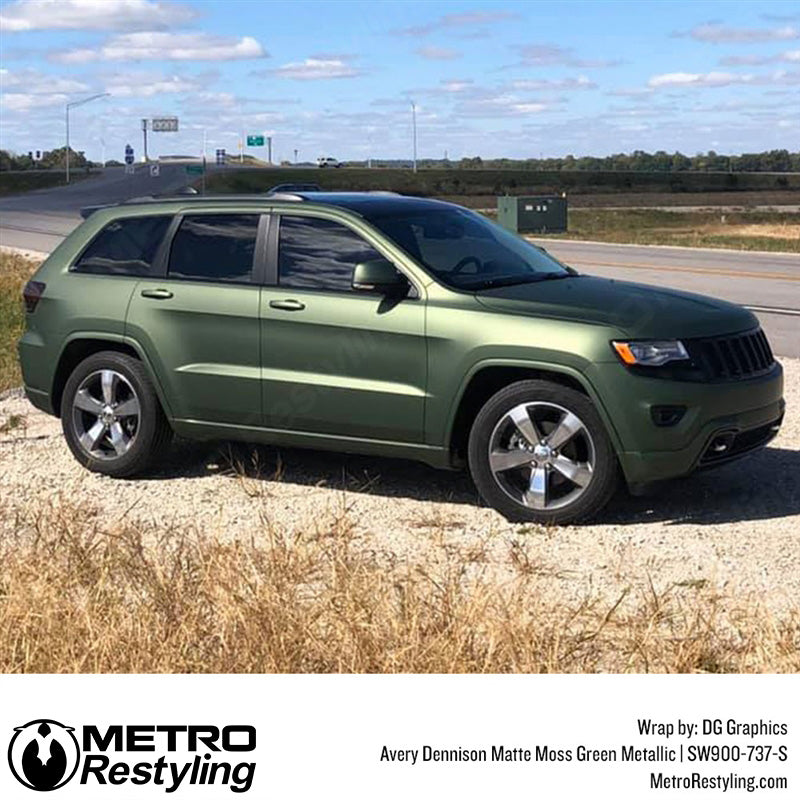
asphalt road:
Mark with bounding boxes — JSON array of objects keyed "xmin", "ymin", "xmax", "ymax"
[
  {"xmin": 0, "ymin": 162, "xmax": 194, "ymax": 251},
  {"xmin": 1, "ymin": 170, "xmax": 797, "ymax": 356}
]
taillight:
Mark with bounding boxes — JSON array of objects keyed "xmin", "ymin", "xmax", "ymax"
[{"xmin": 23, "ymin": 281, "xmax": 46, "ymax": 313}]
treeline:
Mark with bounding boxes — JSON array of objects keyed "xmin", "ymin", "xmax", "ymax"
[
  {"xmin": 0, "ymin": 147, "xmax": 94, "ymax": 171},
  {"xmin": 206, "ymin": 166, "xmax": 800, "ymax": 198},
  {"xmin": 360, "ymin": 150, "xmax": 800, "ymax": 173}
]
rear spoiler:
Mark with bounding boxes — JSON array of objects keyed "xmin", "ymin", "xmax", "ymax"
[
  {"xmin": 80, "ymin": 196, "xmax": 155, "ymax": 219},
  {"xmin": 80, "ymin": 205, "xmax": 109, "ymax": 219},
  {"xmin": 80, "ymin": 190, "xmax": 201, "ymax": 219}
]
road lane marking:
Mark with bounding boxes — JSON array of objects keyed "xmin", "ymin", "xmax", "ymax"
[
  {"xmin": 570, "ymin": 259, "xmax": 800, "ymax": 282},
  {"xmin": 0, "ymin": 224, "xmax": 67, "ymax": 237}
]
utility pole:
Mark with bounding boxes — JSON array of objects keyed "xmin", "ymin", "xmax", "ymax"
[
  {"xmin": 202, "ymin": 128, "xmax": 207, "ymax": 196},
  {"xmin": 267, "ymin": 136, "xmax": 272, "ymax": 164},
  {"xmin": 410, "ymin": 100, "xmax": 417, "ymax": 173},
  {"xmin": 141, "ymin": 118, "xmax": 149, "ymax": 162},
  {"xmin": 65, "ymin": 92, "xmax": 109, "ymax": 183}
]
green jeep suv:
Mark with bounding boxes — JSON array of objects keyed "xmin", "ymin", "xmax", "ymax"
[{"xmin": 18, "ymin": 193, "xmax": 784, "ymax": 524}]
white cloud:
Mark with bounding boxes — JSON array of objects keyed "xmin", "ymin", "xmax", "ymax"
[
  {"xmin": 718, "ymin": 54, "xmax": 773, "ymax": 66},
  {"xmin": 682, "ymin": 23, "xmax": 799, "ymax": 44},
  {"xmin": 510, "ymin": 76, "xmax": 596, "ymax": 91},
  {"xmin": 606, "ymin": 87, "xmax": 654, "ymax": 98},
  {"xmin": 510, "ymin": 43, "xmax": 620, "ymax": 69},
  {"xmin": 1, "ymin": 92, "xmax": 71, "ymax": 111},
  {"xmin": 649, "ymin": 68, "xmax": 800, "ymax": 89},
  {"xmin": 393, "ymin": 10, "xmax": 518, "ymax": 36},
  {"xmin": 0, "ymin": 0, "xmax": 196, "ymax": 32},
  {"xmin": 648, "ymin": 71, "xmax": 754, "ymax": 88},
  {"xmin": 52, "ymin": 32, "xmax": 266, "ymax": 63},
  {"xmin": 719, "ymin": 49, "xmax": 800, "ymax": 66},
  {"xmin": 455, "ymin": 93, "xmax": 551, "ymax": 118},
  {"xmin": 440, "ymin": 79, "xmax": 474, "ymax": 92},
  {"xmin": 416, "ymin": 46, "xmax": 461, "ymax": 60},
  {"xmin": 771, "ymin": 68, "xmax": 800, "ymax": 84},
  {"xmin": 0, "ymin": 68, "xmax": 92, "ymax": 113},
  {"xmin": 0, "ymin": 67, "xmax": 89, "ymax": 93},
  {"xmin": 103, "ymin": 71, "xmax": 204, "ymax": 97},
  {"xmin": 269, "ymin": 58, "xmax": 361, "ymax": 80}
]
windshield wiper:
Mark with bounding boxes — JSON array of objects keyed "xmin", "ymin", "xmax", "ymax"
[
  {"xmin": 461, "ymin": 272, "xmax": 577, "ymax": 291},
  {"xmin": 538, "ymin": 271, "xmax": 578, "ymax": 281},
  {"xmin": 459, "ymin": 274, "xmax": 543, "ymax": 290}
]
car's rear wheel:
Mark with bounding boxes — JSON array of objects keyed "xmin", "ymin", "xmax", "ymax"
[
  {"xmin": 468, "ymin": 380, "xmax": 618, "ymax": 524},
  {"xmin": 61, "ymin": 351, "xmax": 171, "ymax": 477}
]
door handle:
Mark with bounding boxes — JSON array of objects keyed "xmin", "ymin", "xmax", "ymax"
[
  {"xmin": 269, "ymin": 299, "xmax": 305, "ymax": 311},
  {"xmin": 141, "ymin": 288, "xmax": 174, "ymax": 300}
]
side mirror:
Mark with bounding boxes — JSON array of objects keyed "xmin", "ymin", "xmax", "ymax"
[{"xmin": 352, "ymin": 259, "xmax": 408, "ymax": 293}]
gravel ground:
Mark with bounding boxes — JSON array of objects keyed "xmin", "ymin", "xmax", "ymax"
[{"xmin": 1, "ymin": 359, "xmax": 798, "ymax": 612}]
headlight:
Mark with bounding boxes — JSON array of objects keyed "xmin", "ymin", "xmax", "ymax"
[{"xmin": 612, "ymin": 340, "xmax": 689, "ymax": 367}]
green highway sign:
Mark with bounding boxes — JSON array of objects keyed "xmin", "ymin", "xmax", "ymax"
[
  {"xmin": 247, "ymin": 135, "xmax": 265, "ymax": 147},
  {"xmin": 185, "ymin": 164, "xmax": 205, "ymax": 175}
]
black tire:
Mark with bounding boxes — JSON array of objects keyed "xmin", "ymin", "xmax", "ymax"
[
  {"xmin": 468, "ymin": 380, "xmax": 618, "ymax": 525},
  {"xmin": 61, "ymin": 351, "xmax": 172, "ymax": 477}
]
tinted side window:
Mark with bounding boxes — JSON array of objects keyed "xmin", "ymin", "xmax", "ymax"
[
  {"xmin": 168, "ymin": 214, "xmax": 259, "ymax": 283},
  {"xmin": 279, "ymin": 216, "xmax": 381, "ymax": 291},
  {"xmin": 74, "ymin": 216, "xmax": 171, "ymax": 276}
]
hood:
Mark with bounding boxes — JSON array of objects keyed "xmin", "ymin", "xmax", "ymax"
[{"xmin": 474, "ymin": 275, "xmax": 757, "ymax": 339}]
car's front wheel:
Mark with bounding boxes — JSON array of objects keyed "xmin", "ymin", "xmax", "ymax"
[
  {"xmin": 61, "ymin": 351, "xmax": 172, "ymax": 477},
  {"xmin": 468, "ymin": 380, "xmax": 618, "ymax": 524}
]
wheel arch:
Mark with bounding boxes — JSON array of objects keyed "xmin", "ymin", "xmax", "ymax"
[
  {"xmin": 51, "ymin": 333, "xmax": 173, "ymax": 419},
  {"xmin": 445, "ymin": 359, "xmax": 623, "ymax": 466}
]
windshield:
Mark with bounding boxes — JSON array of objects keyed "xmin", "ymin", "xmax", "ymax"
[{"xmin": 366, "ymin": 206, "xmax": 573, "ymax": 290}]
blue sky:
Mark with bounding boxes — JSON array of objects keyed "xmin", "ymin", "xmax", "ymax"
[{"xmin": 1, "ymin": 0, "xmax": 799, "ymax": 162}]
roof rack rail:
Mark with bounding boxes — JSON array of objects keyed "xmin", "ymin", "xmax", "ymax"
[{"xmin": 266, "ymin": 192, "xmax": 305, "ymax": 202}]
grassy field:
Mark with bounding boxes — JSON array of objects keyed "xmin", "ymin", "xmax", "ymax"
[
  {"xmin": 0, "ymin": 170, "xmax": 95, "ymax": 197},
  {"xmin": 203, "ymin": 166, "xmax": 800, "ymax": 199},
  {"xmin": 0, "ymin": 252, "xmax": 38, "ymax": 393},
  {"xmin": 544, "ymin": 209, "xmax": 800, "ymax": 252},
  {"xmin": 1, "ymin": 494, "xmax": 797, "ymax": 673}
]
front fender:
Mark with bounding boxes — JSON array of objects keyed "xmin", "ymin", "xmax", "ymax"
[{"xmin": 440, "ymin": 356, "xmax": 625, "ymax": 460}]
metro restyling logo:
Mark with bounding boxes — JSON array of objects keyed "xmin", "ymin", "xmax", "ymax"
[
  {"xmin": 8, "ymin": 720, "xmax": 80, "ymax": 791},
  {"xmin": 8, "ymin": 722, "xmax": 256, "ymax": 793}
]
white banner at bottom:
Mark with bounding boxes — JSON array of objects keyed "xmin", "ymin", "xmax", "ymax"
[{"xmin": 0, "ymin": 675, "xmax": 796, "ymax": 798}]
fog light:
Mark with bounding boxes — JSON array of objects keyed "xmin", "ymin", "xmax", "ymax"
[{"xmin": 650, "ymin": 405, "xmax": 686, "ymax": 427}]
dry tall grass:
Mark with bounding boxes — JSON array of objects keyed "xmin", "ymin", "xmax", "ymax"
[
  {"xmin": 1, "ymin": 497, "xmax": 797, "ymax": 673},
  {"xmin": 0, "ymin": 252, "xmax": 40, "ymax": 392}
]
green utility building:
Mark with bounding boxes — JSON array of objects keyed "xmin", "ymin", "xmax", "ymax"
[{"xmin": 496, "ymin": 195, "xmax": 568, "ymax": 234}]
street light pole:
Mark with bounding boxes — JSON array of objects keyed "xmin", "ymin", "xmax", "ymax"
[
  {"xmin": 410, "ymin": 100, "xmax": 417, "ymax": 173},
  {"xmin": 142, "ymin": 118, "xmax": 149, "ymax": 162},
  {"xmin": 65, "ymin": 93, "xmax": 109, "ymax": 183}
]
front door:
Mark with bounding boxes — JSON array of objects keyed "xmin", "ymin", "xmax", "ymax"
[
  {"xmin": 260, "ymin": 213, "xmax": 427, "ymax": 442},
  {"xmin": 126, "ymin": 212, "xmax": 263, "ymax": 425}
]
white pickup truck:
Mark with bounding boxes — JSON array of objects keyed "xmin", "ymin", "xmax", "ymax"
[{"xmin": 316, "ymin": 156, "xmax": 342, "ymax": 168}]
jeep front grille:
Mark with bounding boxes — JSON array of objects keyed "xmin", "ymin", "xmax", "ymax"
[{"xmin": 685, "ymin": 328, "xmax": 775, "ymax": 381}]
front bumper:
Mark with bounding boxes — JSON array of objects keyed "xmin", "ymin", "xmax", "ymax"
[{"xmin": 587, "ymin": 360, "xmax": 784, "ymax": 486}]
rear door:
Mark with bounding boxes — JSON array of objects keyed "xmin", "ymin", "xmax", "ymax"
[
  {"xmin": 64, "ymin": 214, "xmax": 172, "ymax": 343},
  {"xmin": 125, "ymin": 212, "xmax": 265, "ymax": 425},
  {"xmin": 259, "ymin": 213, "xmax": 427, "ymax": 442}
]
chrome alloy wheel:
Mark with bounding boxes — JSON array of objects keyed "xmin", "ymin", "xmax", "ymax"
[
  {"xmin": 71, "ymin": 369, "xmax": 140, "ymax": 460},
  {"xmin": 488, "ymin": 401, "xmax": 595, "ymax": 511}
]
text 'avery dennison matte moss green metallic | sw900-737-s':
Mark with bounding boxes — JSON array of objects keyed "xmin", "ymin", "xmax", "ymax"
[{"xmin": 18, "ymin": 193, "xmax": 784, "ymax": 524}]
